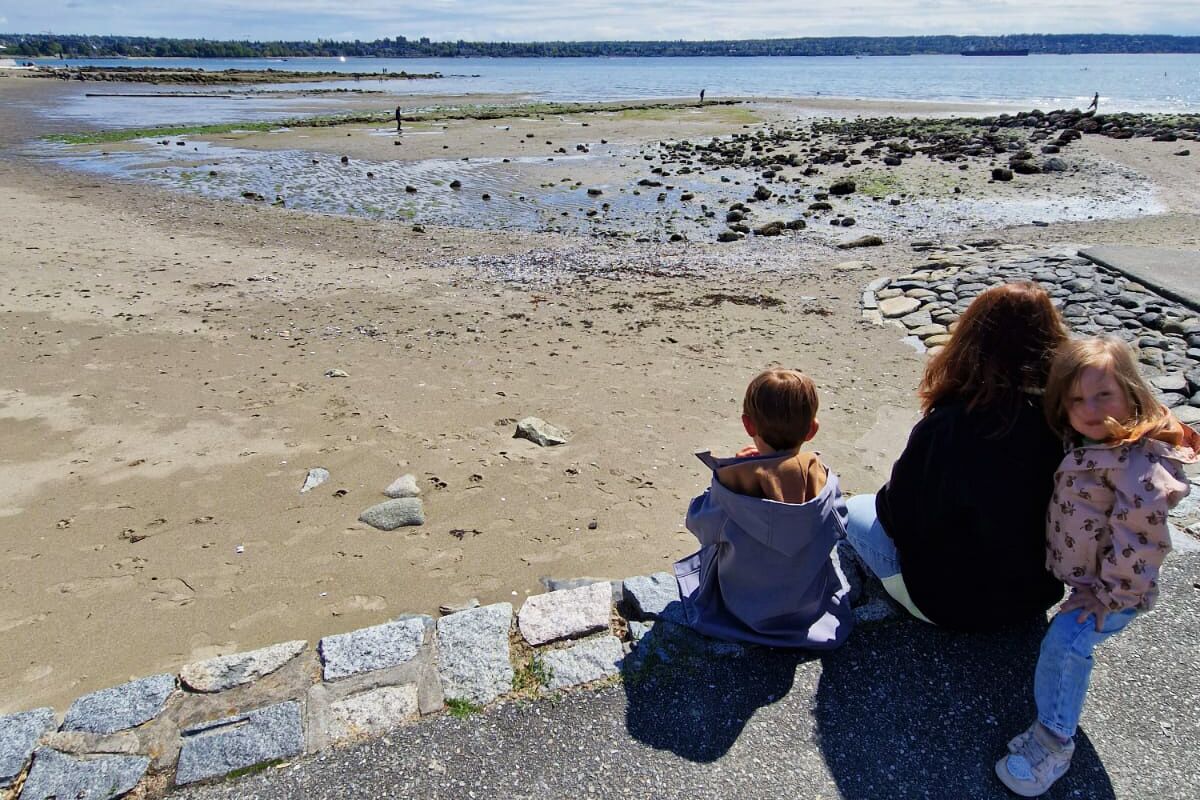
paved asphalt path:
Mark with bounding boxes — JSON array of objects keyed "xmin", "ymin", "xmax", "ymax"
[
  {"xmin": 1079, "ymin": 246, "xmax": 1200, "ymax": 311},
  {"xmin": 173, "ymin": 552, "xmax": 1200, "ymax": 800}
]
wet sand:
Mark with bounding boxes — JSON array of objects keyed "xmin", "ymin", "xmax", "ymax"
[{"xmin": 2, "ymin": 78, "xmax": 1199, "ymax": 713}]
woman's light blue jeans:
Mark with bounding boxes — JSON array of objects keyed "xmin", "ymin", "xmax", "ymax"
[
  {"xmin": 843, "ymin": 494, "xmax": 932, "ymax": 624},
  {"xmin": 1035, "ymin": 606, "xmax": 1137, "ymax": 739}
]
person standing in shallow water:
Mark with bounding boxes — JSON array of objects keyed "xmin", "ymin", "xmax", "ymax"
[{"xmin": 843, "ymin": 282, "xmax": 1068, "ymax": 630}]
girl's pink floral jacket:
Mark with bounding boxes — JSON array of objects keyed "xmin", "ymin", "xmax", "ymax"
[{"xmin": 1046, "ymin": 418, "xmax": 1200, "ymax": 612}]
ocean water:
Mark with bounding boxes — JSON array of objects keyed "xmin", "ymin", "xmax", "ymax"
[{"xmin": 32, "ymin": 54, "xmax": 1200, "ymax": 114}]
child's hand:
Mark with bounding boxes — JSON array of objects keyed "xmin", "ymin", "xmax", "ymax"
[
  {"xmin": 1060, "ymin": 588, "xmax": 1110, "ymax": 631},
  {"xmin": 735, "ymin": 445, "xmax": 760, "ymax": 458}
]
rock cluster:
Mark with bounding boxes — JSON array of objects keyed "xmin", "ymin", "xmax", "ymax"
[
  {"xmin": 634, "ymin": 108, "xmax": 1199, "ymax": 243},
  {"xmin": 359, "ymin": 473, "xmax": 425, "ymax": 530},
  {"xmin": 862, "ymin": 241, "xmax": 1200, "ymax": 426}
]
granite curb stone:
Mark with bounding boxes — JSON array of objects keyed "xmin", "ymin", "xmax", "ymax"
[
  {"xmin": 540, "ymin": 635, "xmax": 625, "ymax": 690},
  {"xmin": 436, "ymin": 603, "xmax": 515, "ymax": 705},
  {"xmin": 518, "ymin": 581, "xmax": 611, "ymax": 645},
  {"xmin": 622, "ymin": 572, "xmax": 681, "ymax": 620},
  {"xmin": 62, "ymin": 674, "xmax": 175, "ymax": 735},
  {"xmin": 319, "ymin": 615, "xmax": 433, "ymax": 680},
  {"xmin": 176, "ymin": 701, "xmax": 305, "ymax": 785},
  {"xmin": 0, "ymin": 708, "xmax": 55, "ymax": 788},
  {"xmin": 180, "ymin": 641, "xmax": 308, "ymax": 693},
  {"xmin": 18, "ymin": 748, "xmax": 150, "ymax": 800},
  {"xmin": 326, "ymin": 686, "xmax": 420, "ymax": 743}
]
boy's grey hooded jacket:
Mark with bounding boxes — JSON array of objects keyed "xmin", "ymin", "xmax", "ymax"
[{"xmin": 673, "ymin": 451, "xmax": 853, "ymax": 649}]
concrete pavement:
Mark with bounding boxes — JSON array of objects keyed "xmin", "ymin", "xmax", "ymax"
[{"xmin": 1079, "ymin": 246, "xmax": 1200, "ymax": 311}]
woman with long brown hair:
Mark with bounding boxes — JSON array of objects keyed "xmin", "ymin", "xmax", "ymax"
[{"xmin": 844, "ymin": 282, "xmax": 1069, "ymax": 629}]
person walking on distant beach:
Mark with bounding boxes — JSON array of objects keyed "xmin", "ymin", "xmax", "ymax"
[
  {"xmin": 1087, "ymin": 92, "xmax": 1099, "ymax": 112},
  {"xmin": 699, "ymin": 88, "xmax": 705, "ymax": 105},
  {"xmin": 395, "ymin": 105, "xmax": 403, "ymax": 134}
]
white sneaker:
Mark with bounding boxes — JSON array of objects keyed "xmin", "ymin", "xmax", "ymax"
[
  {"xmin": 1006, "ymin": 720, "xmax": 1038, "ymax": 753},
  {"xmin": 995, "ymin": 723, "xmax": 1075, "ymax": 797}
]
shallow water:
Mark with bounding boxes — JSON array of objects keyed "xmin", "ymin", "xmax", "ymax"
[
  {"xmin": 34, "ymin": 54, "xmax": 1200, "ymax": 113},
  {"xmin": 36, "ymin": 130, "xmax": 1163, "ymax": 244},
  {"xmin": 23, "ymin": 54, "xmax": 1200, "ymax": 136}
]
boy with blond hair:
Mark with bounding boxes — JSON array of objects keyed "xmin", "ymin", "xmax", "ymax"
[{"xmin": 673, "ymin": 368, "xmax": 853, "ymax": 648}]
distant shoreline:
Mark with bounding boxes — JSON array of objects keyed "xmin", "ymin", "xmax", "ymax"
[{"xmin": 3, "ymin": 32, "xmax": 1200, "ymax": 59}]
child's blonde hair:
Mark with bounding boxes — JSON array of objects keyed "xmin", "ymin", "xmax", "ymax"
[
  {"xmin": 1044, "ymin": 336, "xmax": 1172, "ymax": 444},
  {"xmin": 743, "ymin": 368, "xmax": 819, "ymax": 451}
]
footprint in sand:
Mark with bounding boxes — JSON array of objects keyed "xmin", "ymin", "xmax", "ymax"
[
  {"xmin": 0, "ymin": 611, "xmax": 49, "ymax": 633},
  {"xmin": 49, "ymin": 574, "xmax": 135, "ymax": 598},
  {"xmin": 23, "ymin": 664, "xmax": 53, "ymax": 683},
  {"xmin": 186, "ymin": 639, "xmax": 239, "ymax": 663},
  {"xmin": 853, "ymin": 405, "xmax": 920, "ymax": 474},
  {"xmin": 229, "ymin": 601, "xmax": 291, "ymax": 631},
  {"xmin": 325, "ymin": 595, "xmax": 388, "ymax": 616},
  {"xmin": 147, "ymin": 577, "xmax": 196, "ymax": 608},
  {"xmin": 419, "ymin": 547, "xmax": 463, "ymax": 570},
  {"xmin": 520, "ymin": 552, "xmax": 560, "ymax": 566},
  {"xmin": 449, "ymin": 575, "xmax": 501, "ymax": 595}
]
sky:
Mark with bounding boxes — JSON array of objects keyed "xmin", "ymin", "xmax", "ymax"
[{"xmin": 1, "ymin": 1, "xmax": 1198, "ymax": 42}]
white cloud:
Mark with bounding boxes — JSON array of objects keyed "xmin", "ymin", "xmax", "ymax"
[{"xmin": 2, "ymin": 1, "xmax": 1198, "ymax": 40}]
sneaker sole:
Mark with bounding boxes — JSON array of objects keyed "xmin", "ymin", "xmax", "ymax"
[{"xmin": 995, "ymin": 757, "xmax": 1050, "ymax": 798}]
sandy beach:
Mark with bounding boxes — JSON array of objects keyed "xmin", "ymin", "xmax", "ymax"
[{"xmin": 2, "ymin": 75, "xmax": 1198, "ymax": 714}]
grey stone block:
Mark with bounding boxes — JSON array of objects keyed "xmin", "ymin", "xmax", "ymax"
[
  {"xmin": 514, "ymin": 416, "xmax": 568, "ymax": 446},
  {"xmin": 319, "ymin": 615, "xmax": 433, "ymax": 680},
  {"xmin": 1, "ymin": 708, "xmax": 55, "ymax": 788},
  {"xmin": 541, "ymin": 636, "xmax": 625, "ymax": 690},
  {"xmin": 627, "ymin": 621, "xmax": 654, "ymax": 643},
  {"xmin": 326, "ymin": 686, "xmax": 419, "ymax": 743},
  {"xmin": 300, "ymin": 467, "xmax": 330, "ymax": 493},
  {"xmin": 878, "ymin": 296, "xmax": 920, "ymax": 318},
  {"xmin": 180, "ymin": 640, "xmax": 308, "ymax": 693},
  {"xmin": 62, "ymin": 674, "xmax": 175, "ymax": 735},
  {"xmin": 436, "ymin": 603, "xmax": 514, "ymax": 705},
  {"xmin": 518, "ymin": 581, "xmax": 611, "ymax": 646},
  {"xmin": 176, "ymin": 701, "xmax": 304, "ymax": 785},
  {"xmin": 541, "ymin": 576, "xmax": 623, "ymax": 604},
  {"xmin": 358, "ymin": 498, "xmax": 425, "ymax": 530},
  {"xmin": 621, "ymin": 573, "xmax": 680, "ymax": 620},
  {"xmin": 19, "ymin": 748, "xmax": 149, "ymax": 800},
  {"xmin": 384, "ymin": 473, "xmax": 421, "ymax": 498}
]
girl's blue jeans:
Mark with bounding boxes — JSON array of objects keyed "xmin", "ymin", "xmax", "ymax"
[
  {"xmin": 1035, "ymin": 605, "xmax": 1137, "ymax": 739},
  {"xmin": 845, "ymin": 495, "xmax": 1138, "ymax": 740}
]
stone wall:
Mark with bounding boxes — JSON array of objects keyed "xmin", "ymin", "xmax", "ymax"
[{"xmin": 1, "ymin": 564, "xmax": 886, "ymax": 799}]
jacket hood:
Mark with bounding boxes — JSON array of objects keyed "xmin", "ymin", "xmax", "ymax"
[
  {"xmin": 1059, "ymin": 430, "xmax": 1200, "ymax": 473},
  {"xmin": 696, "ymin": 451, "xmax": 843, "ymax": 557}
]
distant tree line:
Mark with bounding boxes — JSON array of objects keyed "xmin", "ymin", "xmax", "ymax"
[{"xmin": 3, "ymin": 33, "xmax": 1200, "ymax": 59}]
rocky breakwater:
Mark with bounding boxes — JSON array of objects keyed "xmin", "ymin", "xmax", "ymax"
[
  {"xmin": 862, "ymin": 240, "xmax": 1200, "ymax": 428},
  {"xmin": 642, "ymin": 108, "xmax": 1196, "ymax": 243},
  {"xmin": 30, "ymin": 66, "xmax": 442, "ymax": 84}
]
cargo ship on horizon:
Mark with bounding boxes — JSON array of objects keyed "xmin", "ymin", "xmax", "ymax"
[{"xmin": 961, "ymin": 48, "xmax": 1030, "ymax": 56}]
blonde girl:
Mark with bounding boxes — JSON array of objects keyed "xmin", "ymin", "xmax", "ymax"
[{"xmin": 996, "ymin": 336, "xmax": 1200, "ymax": 797}]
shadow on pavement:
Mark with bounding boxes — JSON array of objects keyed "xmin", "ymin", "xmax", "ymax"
[
  {"xmin": 621, "ymin": 603, "xmax": 816, "ymax": 762},
  {"xmin": 814, "ymin": 615, "xmax": 1117, "ymax": 800}
]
